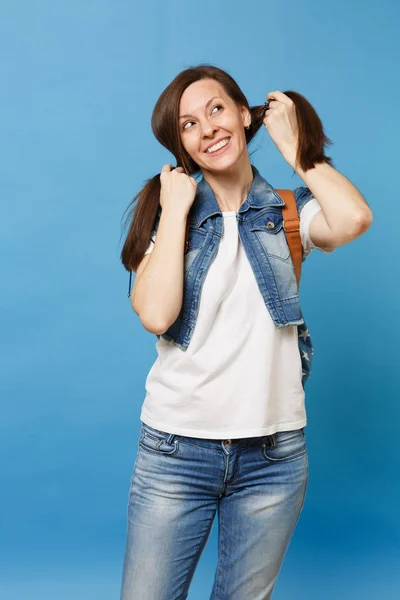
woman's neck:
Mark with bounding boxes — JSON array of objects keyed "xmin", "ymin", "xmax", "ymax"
[{"xmin": 201, "ymin": 158, "xmax": 254, "ymax": 212}]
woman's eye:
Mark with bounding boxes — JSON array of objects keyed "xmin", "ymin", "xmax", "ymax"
[{"xmin": 182, "ymin": 105, "xmax": 223, "ymax": 130}]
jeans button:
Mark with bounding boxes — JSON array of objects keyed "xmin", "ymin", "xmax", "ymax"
[{"xmin": 224, "ymin": 439, "xmax": 232, "ymax": 446}]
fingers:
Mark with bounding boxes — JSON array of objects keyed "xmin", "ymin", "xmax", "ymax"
[
  {"xmin": 161, "ymin": 164, "xmax": 184, "ymax": 172},
  {"xmin": 266, "ymin": 90, "xmax": 292, "ymax": 104}
]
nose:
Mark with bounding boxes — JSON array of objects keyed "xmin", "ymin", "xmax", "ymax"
[{"xmin": 202, "ymin": 120, "xmax": 218, "ymax": 137}]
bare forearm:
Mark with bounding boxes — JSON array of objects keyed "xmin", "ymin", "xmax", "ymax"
[
  {"xmin": 134, "ymin": 207, "xmax": 187, "ymax": 332},
  {"xmin": 290, "ymin": 158, "xmax": 373, "ymax": 234}
]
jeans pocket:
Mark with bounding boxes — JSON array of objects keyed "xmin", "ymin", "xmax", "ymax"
[
  {"xmin": 139, "ymin": 423, "xmax": 179, "ymax": 456},
  {"xmin": 262, "ymin": 428, "xmax": 306, "ymax": 462}
]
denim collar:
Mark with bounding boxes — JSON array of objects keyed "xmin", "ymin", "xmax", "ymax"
[{"xmin": 191, "ymin": 164, "xmax": 285, "ymax": 227}]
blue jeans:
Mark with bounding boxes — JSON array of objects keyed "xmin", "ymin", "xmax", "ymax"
[{"xmin": 120, "ymin": 421, "xmax": 308, "ymax": 600}]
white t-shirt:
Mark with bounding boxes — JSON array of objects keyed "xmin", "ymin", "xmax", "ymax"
[{"xmin": 140, "ymin": 198, "xmax": 333, "ymax": 439}]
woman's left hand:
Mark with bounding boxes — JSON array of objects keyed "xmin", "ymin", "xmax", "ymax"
[{"xmin": 263, "ymin": 91, "xmax": 299, "ymax": 167}]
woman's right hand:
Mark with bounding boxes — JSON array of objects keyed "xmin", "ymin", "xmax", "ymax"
[{"xmin": 159, "ymin": 164, "xmax": 198, "ymax": 216}]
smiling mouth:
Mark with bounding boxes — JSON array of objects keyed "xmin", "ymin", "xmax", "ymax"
[{"xmin": 205, "ymin": 137, "xmax": 231, "ymax": 155}]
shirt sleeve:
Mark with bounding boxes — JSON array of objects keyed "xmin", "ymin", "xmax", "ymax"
[
  {"xmin": 300, "ymin": 197, "xmax": 335, "ymax": 259},
  {"xmin": 144, "ymin": 233, "xmax": 156, "ymax": 255}
]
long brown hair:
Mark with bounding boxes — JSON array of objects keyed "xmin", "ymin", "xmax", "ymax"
[{"xmin": 120, "ymin": 63, "xmax": 333, "ymax": 273}]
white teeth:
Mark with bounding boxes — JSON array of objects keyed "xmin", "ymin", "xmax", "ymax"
[{"xmin": 206, "ymin": 138, "xmax": 229, "ymax": 153}]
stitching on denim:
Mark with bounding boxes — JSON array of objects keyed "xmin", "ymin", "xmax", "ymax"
[{"xmin": 139, "ymin": 434, "xmax": 179, "ymax": 456}]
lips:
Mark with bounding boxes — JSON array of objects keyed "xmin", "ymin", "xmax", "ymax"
[{"xmin": 204, "ymin": 136, "xmax": 231, "ymax": 153}]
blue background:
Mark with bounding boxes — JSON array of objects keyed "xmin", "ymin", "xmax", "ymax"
[{"xmin": 1, "ymin": 0, "xmax": 399, "ymax": 597}]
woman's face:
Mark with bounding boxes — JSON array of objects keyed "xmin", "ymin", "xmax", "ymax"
[{"xmin": 178, "ymin": 79, "xmax": 250, "ymax": 172}]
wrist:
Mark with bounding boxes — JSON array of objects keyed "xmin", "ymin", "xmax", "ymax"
[
  {"xmin": 161, "ymin": 204, "xmax": 189, "ymax": 222},
  {"xmin": 282, "ymin": 146, "xmax": 298, "ymax": 170}
]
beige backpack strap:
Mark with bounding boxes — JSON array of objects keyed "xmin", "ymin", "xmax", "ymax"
[{"xmin": 275, "ymin": 189, "xmax": 302, "ymax": 290}]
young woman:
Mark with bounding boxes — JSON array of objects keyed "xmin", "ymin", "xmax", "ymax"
[{"xmin": 119, "ymin": 64, "xmax": 372, "ymax": 599}]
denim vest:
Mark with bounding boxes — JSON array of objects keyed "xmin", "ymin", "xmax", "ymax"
[{"xmin": 150, "ymin": 164, "xmax": 315, "ymax": 388}]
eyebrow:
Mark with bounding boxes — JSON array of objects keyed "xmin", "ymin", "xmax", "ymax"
[{"xmin": 179, "ymin": 96, "xmax": 221, "ymax": 120}]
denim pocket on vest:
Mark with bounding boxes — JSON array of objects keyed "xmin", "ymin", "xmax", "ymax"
[
  {"xmin": 251, "ymin": 212, "xmax": 291, "ymax": 261},
  {"xmin": 139, "ymin": 423, "xmax": 180, "ymax": 456},
  {"xmin": 261, "ymin": 428, "xmax": 306, "ymax": 462}
]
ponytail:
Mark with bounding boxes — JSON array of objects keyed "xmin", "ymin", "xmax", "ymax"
[
  {"xmin": 246, "ymin": 90, "xmax": 333, "ymax": 172},
  {"xmin": 120, "ymin": 174, "xmax": 162, "ymax": 273},
  {"xmin": 284, "ymin": 90, "xmax": 333, "ymax": 172}
]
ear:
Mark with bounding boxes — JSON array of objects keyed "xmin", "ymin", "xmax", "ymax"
[{"xmin": 240, "ymin": 105, "xmax": 251, "ymax": 128}]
